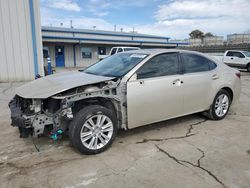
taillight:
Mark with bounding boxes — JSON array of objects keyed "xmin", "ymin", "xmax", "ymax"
[{"xmin": 235, "ymin": 72, "xmax": 241, "ymax": 79}]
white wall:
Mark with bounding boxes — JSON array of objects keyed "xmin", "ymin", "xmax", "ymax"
[{"xmin": 0, "ymin": 0, "xmax": 43, "ymax": 82}]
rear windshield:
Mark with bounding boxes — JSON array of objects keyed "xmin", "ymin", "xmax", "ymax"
[
  {"xmin": 124, "ymin": 48, "xmax": 139, "ymax": 51},
  {"xmin": 243, "ymin": 51, "xmax": 250, "ymax": 57}
]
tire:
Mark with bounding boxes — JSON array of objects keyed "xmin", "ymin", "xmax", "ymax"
[
  {"xmin": 69, "ymin": 105, "xmax": 118, "ymax": 154},
  {"xmin": 247, "ymin": 64, "xmax": 250, "ymax": 72},
  {"xmin": 205, "ymin": 89, "xmax": 231, "ymax": 120}
]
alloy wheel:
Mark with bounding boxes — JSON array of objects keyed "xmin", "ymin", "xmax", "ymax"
[
  {"xmin": 214, "ymin": 94, "xmax": 229, "ymax": 117},
  {"xmin": 80, "ymin": 115, "xmax": 114, "ymax": 150}
]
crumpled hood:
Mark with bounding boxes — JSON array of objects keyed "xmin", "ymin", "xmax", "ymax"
[{"xmin": 16, "ymin": 71, "xmax": 114, "ymax": 99}]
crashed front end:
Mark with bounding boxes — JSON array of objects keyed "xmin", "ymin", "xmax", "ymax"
[{"xmin": 9, "ymin": 95, "xmax": 73, "ymax": 139}]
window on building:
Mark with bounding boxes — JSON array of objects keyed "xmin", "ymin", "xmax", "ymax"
[
  {"xmin": 81, "ymin": 47, "xmax": 92, "ymax": 58},
  {"xmin": 98, "ymin": 47, "xmax": 106, "ymax": 55},
  {"xmin": 181, "ymin": 53, "xmax": 210, "ymax": 73},
  {"xmin": 137, "ymin": 53, "xmax": 179, "ymax": 79},
  {"xmin": 57, "ymin": 47, "xmax": 63, "ymax": 55}
]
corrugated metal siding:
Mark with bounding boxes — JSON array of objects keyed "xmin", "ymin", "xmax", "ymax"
[
  {"xmin": 42, "ymin": 44, "xmax": 56, "ymax": 67},
  {"xmin": 65, "ymin": 44, "xmax": 74, "ymax": 67},
  {"xmin": 33, "ymin": 0, "xmax": 44, "ymax": 76},
  {"xmin": 0, "ymin": 0, "xmax": 43, "ymax": 82},
  {"xmin": 43, "ymin": 43, "xmax": 123, "ymax": 68}
]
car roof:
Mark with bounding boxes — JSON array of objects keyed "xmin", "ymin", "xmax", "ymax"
[
  {"xmin": 112, "ymin": 46, "xmax": 140, "ymax": 49},
  {"xmin": 123, "ymin": 48, "xmax": 203, "ymax": 56},
  {"xmin": 226, "ymin": 50, "xmax": 244, "ymax": 52}
]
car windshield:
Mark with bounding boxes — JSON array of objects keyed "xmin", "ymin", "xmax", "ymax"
[
  {"xmin": 84, "ymin": 53, "xmax": 148, "ymax": 77},
  {"xmin": 243, "ymin": 51, "xmax": 250, "ymax": 57}
]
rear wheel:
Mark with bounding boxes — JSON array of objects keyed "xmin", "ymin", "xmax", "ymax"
[
  {"xmin": 247, "ymin": 63, "xmax": 250, "ymax": 72},
  {"xmin": 69, "ymin": 105, "xmax": 118, "ymax": 154},
  {"xmin": 205, "ymin": 89, "xmax": 231, "ymax": 120}
]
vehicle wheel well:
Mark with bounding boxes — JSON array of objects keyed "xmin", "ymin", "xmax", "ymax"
[
  {"xmin": 72, "ymin": 97, "xmax": 118, "ymax": 118},
  {"xmin": 221, "ymin": 87, "xmax": 233, "ymax": 102}
]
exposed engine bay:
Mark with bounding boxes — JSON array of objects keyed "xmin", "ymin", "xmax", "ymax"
[{"xmin": 9, "ymin": 79, "xmax": 127, "ymax": 140}]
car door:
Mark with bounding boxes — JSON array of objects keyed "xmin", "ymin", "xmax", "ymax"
[
  {"xmin": 224, "ymin": 51, "xmax": 234, "ymax": 65},
  {"xmin": 180, "ymin": 53, "xmax": 217, "ymax": 114},
  {"xmin": 233, "ymin": 52, "xmax": 246, "ymax": 67},
  {"xmin": 126, "ymin": 52, "xmax": 183, "ymax": 129}
]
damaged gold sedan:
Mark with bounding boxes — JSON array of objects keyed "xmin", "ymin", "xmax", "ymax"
[{"xmin": 9, "ymin": 49, "xmax": 241, "ymax": 154}]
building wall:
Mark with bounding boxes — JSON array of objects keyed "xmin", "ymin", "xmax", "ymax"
[
  {"xmin": 188, "ymin": 38, "xmax": 202, "ymax": 46},
  {"xmin": 33, "ymin": 0, "xmax": 44, "ymax": 76},
  {"xmin": 43, "ymin": 43, "xmax": 113, "ymax": 68},
  {"xmin": 203, "ymin": 36, "xmax": 224, "ymax": 46},
  {"xmin": 188, "ymin": 36, "xmax": 224, "ymax": 46},
  {"xmin": 227, "ymin": 34, "xmax": 250, "ymax": 44},
  {"xmin": 0, "ymin": 0, "xmax": 43, "ymax": 82}
]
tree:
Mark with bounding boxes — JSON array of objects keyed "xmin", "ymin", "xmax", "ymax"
[
  {"xmin": 204, "ymin": 32, "xmax": 214, "ymax": 37},
  {"xmin": 189, "ymin": 30, "xmax": 204, "ymax": 39}
]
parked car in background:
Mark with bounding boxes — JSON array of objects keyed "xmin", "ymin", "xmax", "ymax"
[
  {"xmin": 9, "ymin": 49, "xmax": 241, "ymax": 154},
  {"xmin": 223, "ymin": 50, "xmax": 250, "ymax": 72},
  {"xmin": 99, "ymin": 46, "xmax": 140, "ymax": 60}
]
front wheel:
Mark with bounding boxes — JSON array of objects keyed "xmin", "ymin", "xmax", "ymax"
[
  {"xmin": 69, "ymin": 105, "xmax": 118, "ymax": 154},
  {"xmin": 205, "ymin": 89, "xmax": 231, "ymax": 120}
]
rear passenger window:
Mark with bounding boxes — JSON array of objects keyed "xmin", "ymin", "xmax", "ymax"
[
  {"xmin": 117, "ymin": 48, "xmax": 123, "ymax": 53},
  {"xmin": 226, "ymin": 51, "xmax": 245, "ymax": 58},
  {"xmin": 233, "ymin": 52, "xmax": 244, "ymax": 58},
  {"xmin": 208, "ymin": 60, "xmax": 217, "ymax": 70},
  {"xmin": 181, "ymin": 53, "xmax": 210, "ymax": 73}
]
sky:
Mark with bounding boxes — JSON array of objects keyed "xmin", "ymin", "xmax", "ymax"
[{"xmin": 40, "ymin": 0, "xmax": 250, "ymax": 39}]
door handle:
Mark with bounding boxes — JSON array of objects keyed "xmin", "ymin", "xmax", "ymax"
[
  {"xmin": 139, "ymin": 80, "xmax": 144, "ymax": 85},
  {"xmin": 172, "ymin": 79, "xmax": 183, "ymax": 85},
  {"xmin": 230, "ymin": 57, "xmax": 233, "ymax": 60},
  {"xmin": 212, "ymin": 74, "xmax": 219, "ymax": 80}
]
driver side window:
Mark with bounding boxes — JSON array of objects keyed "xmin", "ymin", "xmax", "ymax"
[{"xmin": 137, "ymin": 53, "xmax": 179, "ymax": 79}]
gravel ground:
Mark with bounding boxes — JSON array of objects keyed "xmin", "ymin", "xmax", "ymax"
[{"xmin": 0, "ymin": 72, "xmax": 250, "ymax": 188}]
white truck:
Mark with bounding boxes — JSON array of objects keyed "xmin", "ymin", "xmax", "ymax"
[
  {"xmin": 99, "ymin": 46, "xmax": 140, "ymax": 60},
  {"xmin": 222, "ymin": 50, "xmax": 250, "ymax": 72}
]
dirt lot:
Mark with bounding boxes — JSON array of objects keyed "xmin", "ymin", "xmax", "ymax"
[{"xmin": 0, "ymin": 72, "xmax": 250, "ymax": 188}]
